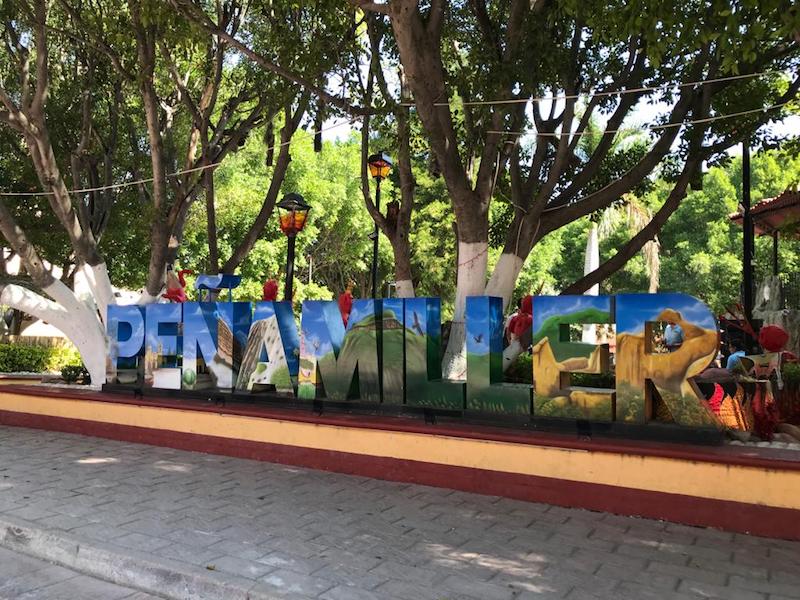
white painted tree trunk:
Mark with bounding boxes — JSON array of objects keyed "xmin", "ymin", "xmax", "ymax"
[
  {"xmin": 441, "ymin": 241, "xmax": 488, "ymax": 380},
  {"xmin": 487, "ymin": 253, "xmax": 527, "ymax": 373},
  {"xmin": 137, "ymin": 290, "xmax": 163, "ymax": 305},
  {"xmin": 0, "ymin": 283, "xmax": 106, "ymax": 385},
  {"xmin": 77, "ymin": 262, "xmax": 116, "ymax": 324},
  {"xmin": 484, "ymin": 253, "xmax": 525, "ymax": 310},
  {"xmin": 502, "ymin": 338, "xmax": 522, "ymax": 372},
  {"xmin": 395, "ymin": 279, "xmax": 415, "ymax": 298},
  {"xmin": 581, "ymin": 223, "xmax": 599, "ymax": 344}
]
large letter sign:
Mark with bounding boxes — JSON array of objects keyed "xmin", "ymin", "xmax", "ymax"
[
  {"xmin": 236, "ymin": 301, "xmax": 299, "ymax": 394},
  {"xmin": 465, "ymin": 296, "xmax": 530, "ymax": 414},
  {"xmin": 144, "ymin": 303, "xmax": 182, "ymax": 389},
  {"xmin": 298, "ymin": 299, "xmax": 381, "ymax": 403},
  {"xmin": 531, "ymin": 295, "xmax": 614, "ymax": 421},
  {"xmin": 615, "ymin": 293, "xmax": 720, "ymax": 427},
  {"xmin": 106, "ymin": 305, "xmax": 145, "ymax": 385},
  {"xmin": 404, "ymin": 298, "xmax": 465, "ymax": 410},
  {"xmin": 106, "ymin": 292, "xmax": 723, "ymax": 431},
  {"xmin": 182, "ymin": 302, "xmax": 251, "ymax": 391}
]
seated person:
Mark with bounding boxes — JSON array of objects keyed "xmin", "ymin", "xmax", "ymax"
[
  {"xmin": 662, "ymin": 318, "xmax": 684, "ymax": 352},
  {"xmin": 726, "ymin": 340, "xmax": 747, "ymax": 372},
  {"xmin": 696, "ymin": 340, "xmax": 741, "ymax": 382}
]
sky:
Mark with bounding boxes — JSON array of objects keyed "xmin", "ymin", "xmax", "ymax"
[{"xmin": 323, "ymin": 98, "xmax": 800, "ymax": 153}]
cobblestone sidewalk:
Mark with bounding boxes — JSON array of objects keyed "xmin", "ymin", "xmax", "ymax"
[
  {"xmin": 0, "ymin": 545, "xmax": 159, "ymax": 599},
  {"xmin": 0, "ymin": 425, "xmax": 798, "ymax": 599}
]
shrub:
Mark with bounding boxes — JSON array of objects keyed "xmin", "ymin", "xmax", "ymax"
[
  {"xmin": 785, "ymin": 363, "xmax": 800, "ymax": 387},
  {"xmin": 506, "ymin": 353, "xmax": 532, "ymax": 383},
  {"xmin": 0, "ymin": 344, "xmax": 50, "ymax": 373},
  {"xmin": 46, "ymin": 345, "xmax": 83, "ymax": 372},
  {"xmin": 571, "ymin": 371, "xmax": 616, "ymax": 388},
  {"xmin": 61, "ymin": 364, "xmax": 90, "ymax": 385},
  {"xmin": 0, "ymin": 342, "xmax": 84, "ymax": 375}
]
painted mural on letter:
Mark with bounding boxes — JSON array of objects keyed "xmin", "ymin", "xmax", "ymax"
[
  {"xmin": 531, "ymin": 295, "xmax": 614, "ymax": 420},
  {"xmin": 615, "ymin": 293, "xmax": 720, "ymax": 427}
]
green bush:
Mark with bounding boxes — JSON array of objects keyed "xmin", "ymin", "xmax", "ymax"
[
  {"xmin": 46, "ymin": 346, "xmax": 83, "ymax": 372},
  {"xmin": 506, "ymin": 353, "xmax": 532, "ymax": 383},
  {"xmin": 61, "ymin": 364, "xmax": 90, "ymax": 384},
  {"xmin": 0, "ymin": 344, "xmax": 50, "ymax": 373},
  {"xmin": 571, "ymin": 371, "xmax": 616, "ymax": 388},
  {"xmin": 785, "ymin": 363, "xmax": 800, "ymax": 387},
  {"xmin": 0, "ymin": 343, "xmax": 84, "ymax": 374}
]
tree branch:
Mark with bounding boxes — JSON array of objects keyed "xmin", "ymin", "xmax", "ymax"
[
  {"xmin": 171, "ymin": 0, "xmax": 369, "ymax": 116},
  {"xmin": 560, "ymin": 156, "xmax": 700, "ymax": 295},
  {"xmin": 221, "ymin": 92, "xmax": 310, "ymax": 273}
]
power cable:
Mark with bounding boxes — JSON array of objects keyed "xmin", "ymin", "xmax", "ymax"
[
  {"xmin": 399, "ymin": 69, "xmax": 784, "ymax": 108},
  {"xmin": 488, "ymin": 101, "xmax": 793, "ymax": 139},
  {"xmin": 0, "ymin": 118, "xmax": 355, "ymax": 197}
]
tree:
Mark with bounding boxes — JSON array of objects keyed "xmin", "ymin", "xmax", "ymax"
[
  {"xmin": 0, "ymin": 0, "xmax": 116, "ymax": 381},
  {"xmin": 171, "ymin": 0, "xmax": 364, "ymax": 282},
  {"xmin": 180, "ymin": 130, "xmax": 397, "ymax": 302},
  {"xmin": 356, "ymin": 13, "xmax": 418, "ymax": 297},
  {"xmin": 658, "ymin": 150, "xmax": 800, "ymax": 313},
  {"xmin": 358, "ymin": 0, "xmax": 800, "ymax": 377}
]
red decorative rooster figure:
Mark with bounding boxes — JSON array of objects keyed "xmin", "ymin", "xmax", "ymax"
[
  {"xmin": 262, "ymin": 279, "xmax": 279, "ymax": 302},
  {"xmin": 507, "ymin": 294, "xmax": 533, "ymax": 340},
  {"xmin": 338, "ymin": 282, "xmax": 354, "ymax": 327},
  {"xmin": 162, "ymin": 267, "xmax": 193, "ymax": 303}
]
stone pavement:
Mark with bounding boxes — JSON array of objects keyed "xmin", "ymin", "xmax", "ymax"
[
  {"xmin": 0, "ymin": 426, "xmax": 799, "ymax": 600},
  {"xmin": 0, "ymin": 545, "xmax": 159, "ymax": 599}
]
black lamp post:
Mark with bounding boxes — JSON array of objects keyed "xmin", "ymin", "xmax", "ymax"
[
  {"xmin": 367, "ymin": 151, "xmax": 392, "ymax": 298},
  {"xmin": 742, "ymin": 142, "xmax": 754, "ymax": 323},
  {"xmin": 277, "ymin": 193, "xmax": 311, "ymax": 302}
]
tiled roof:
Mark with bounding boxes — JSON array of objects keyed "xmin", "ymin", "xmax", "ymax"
[{"xmin": 730, "ymin": 187, "xmax": 800, "ymax": 237}]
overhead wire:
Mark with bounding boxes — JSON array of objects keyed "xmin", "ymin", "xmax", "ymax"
[
  {"xmin": 398, "ymin": 69, "xmax": 783, "ymax": 107},
  {"xmin": 488, "ymin": 101, "xmax": 793, "ymax": 139},
  {"xmin": 0, "ymin": 117, "xmax": 356, "ymax": 197},
  {"xmin": 0, "ymin": 68, "xmax": 794, "ymax": 198}
]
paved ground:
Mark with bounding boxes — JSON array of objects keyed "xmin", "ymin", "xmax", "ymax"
[
  {"xmin": 0, "ymin": 426, "xmax": 799, "ymax": 600},
  {"xmin": 0, "ymin": 545, "xmax": 159, "ymax": 599}
]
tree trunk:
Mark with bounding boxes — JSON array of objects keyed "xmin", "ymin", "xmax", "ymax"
[
  {"xmin": 484, "ymin": 253, "xmax": 525, "ymax": 308},
  {"xmin": 583, "ymin": 223, "xmax": 600, "ymax": 296},
  {"xmin": 390, "ymin": 235, "xmax": 415, "ymax": 298},
  {"xmin": 133, "ymin": 3, "xmax": 171, "ymax": 298},
  {"xmin": 75, "ymin": 262, "xmax": 115, "ymax": 324},
  {"xmin": 388, "ymin": 2, "xmax": 500, "ymax": 379},
  {"xmin": 204, "ymin": 164, "xmax": 220, "ymax": 274},
  {"xmin": 0, "ymin": 283, "xmax": 106, "ymax": 385},
  {"xmin": 441, "ymin": 239, "xmax": 489, "ymax": 379}
]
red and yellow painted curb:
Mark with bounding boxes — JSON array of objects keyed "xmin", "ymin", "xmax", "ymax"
[{"xmin": 1, "ymin": 385, "xmax": 799, "ymax": 539}]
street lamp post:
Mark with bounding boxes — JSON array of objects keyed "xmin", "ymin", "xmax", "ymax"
[
  {"xmin": 367, "ymin": 151, "xmax": 392, "ymax": 298},
  {"xmin": 276, "ymin": 193, "xmax": 311, "ymax": 303}
]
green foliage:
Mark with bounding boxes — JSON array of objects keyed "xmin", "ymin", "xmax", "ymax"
[
  {"xmin": 46, "ymin": 346, "xmax": 84, "ymax": 372},
  {"xmin": 0, "ymin": 345, "xmax": 50, "ymax": 373},
  {"xmin": 570, "ymin": 372, "xmax": 616, "ymax": 389},
  {"xmin": 0, "ymin": 343, "xmax": 82, "ymax": 374},
  {"xmin": 181, "ymin": 130, "xmax": 393, "ymax": 304},
  {"xmin": 506, "ymin": 354, "xmax": 615, "ymax": 388},
  {"xmin": 61, "ymin": 364, "xmax": 90, "ymax": 385},
  {"xmin": 784, "ymin": 363, "xmax": 800, "ymax": 387},
  {"xmin": 409, "ymin": 173, "xmax": 456, "ymax": 314},
  {"xmin": 658, "ymin": 150, "xmax": 800, "ymax": 313},
  {"xmin": 506, "ymin": 353, "xmax": 532, "ymax": 384}
]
